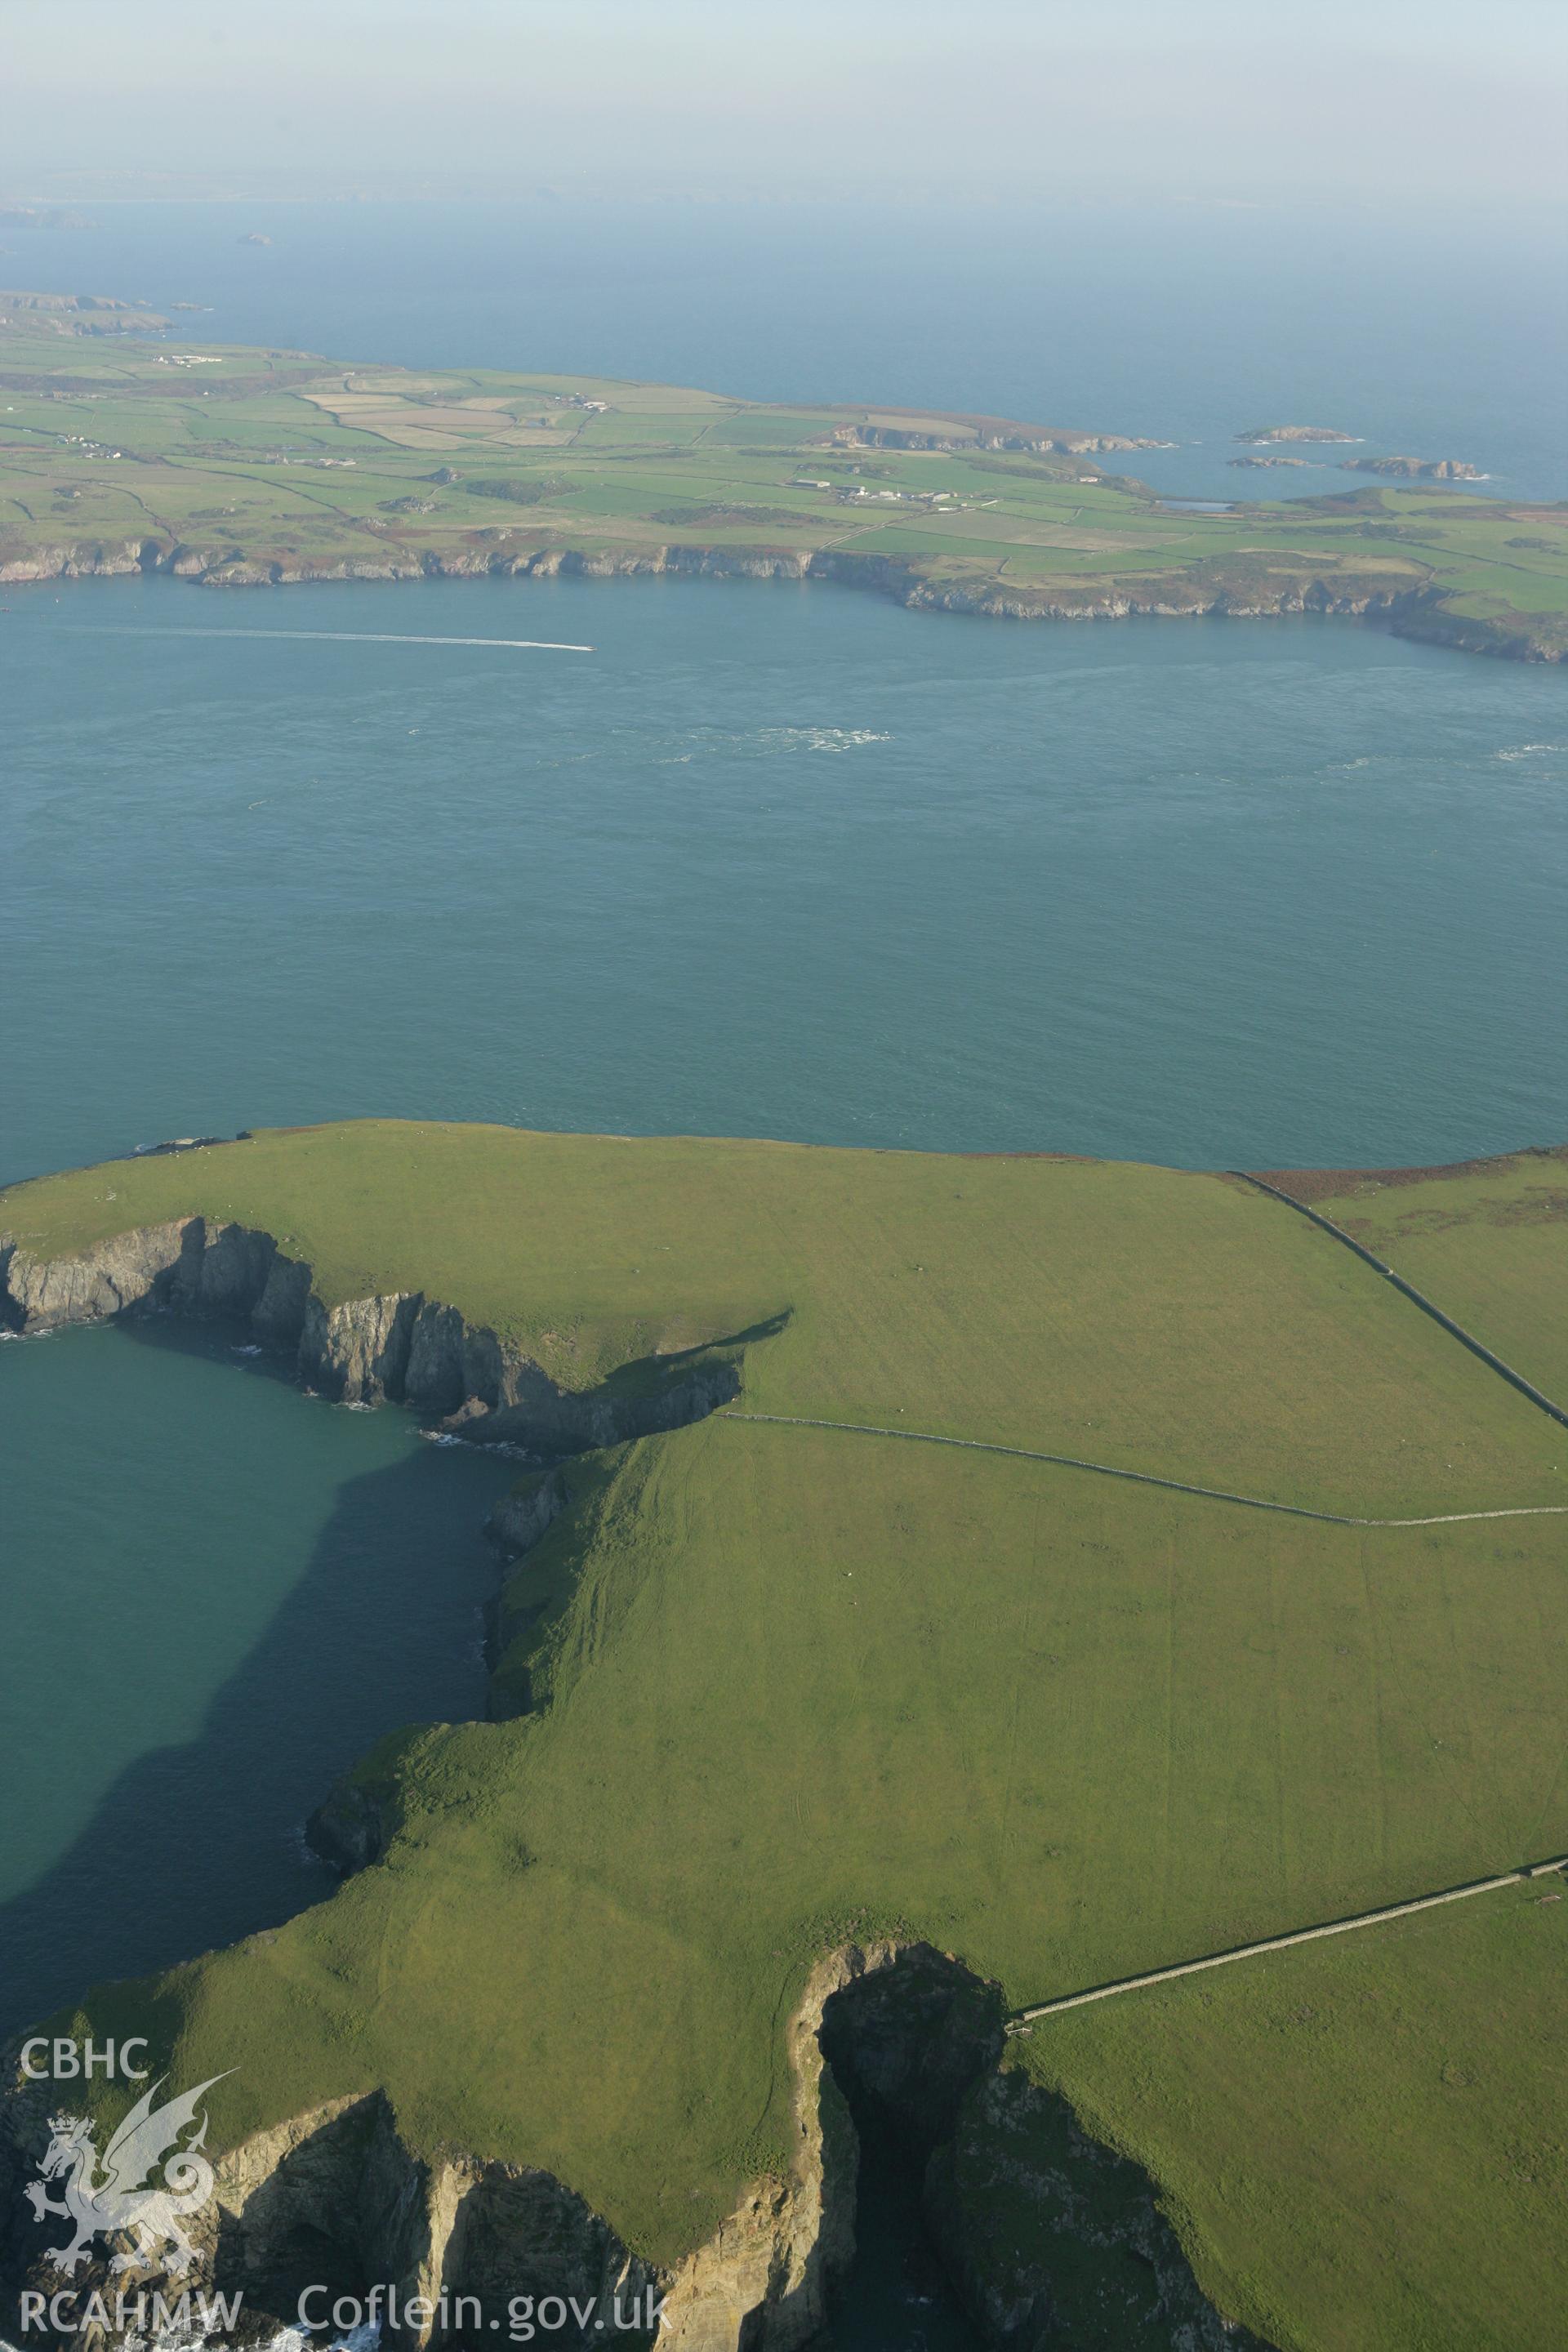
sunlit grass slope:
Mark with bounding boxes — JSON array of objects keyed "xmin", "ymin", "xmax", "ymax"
[
  {"xmin": 10, "ymin": 1120, "xmax": 1568, "ymax": 2336},
  {"xmin": 7, "ymin": 1120, "xmax": 1567, "ymax": 1515},
  {"xmin": 65, "ymin": 1415, "xmax": 1568, "ymax": 2308}
]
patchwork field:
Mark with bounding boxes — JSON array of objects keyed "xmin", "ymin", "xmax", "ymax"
[
  {"xmin": 1, "ymin": 327, "xmax": 1566, "ymax": 660},
  {"xmin": 4, "ymin": 1122, "xmax": 1567, "ymax": 2343}
]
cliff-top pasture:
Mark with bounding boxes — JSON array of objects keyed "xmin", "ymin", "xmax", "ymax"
[
  {"xmin": 8, "ymin": 1120, "xmax": 1568, "ymax": 1515},
  {"xmin": 5, "ymin": 1120, "xmax": 1568, "ymax": 2345}
]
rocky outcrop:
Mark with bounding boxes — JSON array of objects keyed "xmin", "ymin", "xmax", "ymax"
[
  {"xmin": 305, "ymin": 1755, "xmax": 408, "ymax": 1873},
  {"xmin": 1340, "ymin": 455, "xmax": 1482, "ymax": 481},
  {"xmin": 298, "ymin": 1288, "xmax": 423, "ymax": 1405},
  {"xmin": 0, "ymin": 539, "xmax": 822, "ymax": 590},
  {"xmin": 1386, "ymin": 589, "xmax": 1568, "ymax": 666},
  {"xmin": 0, "ymin": 292, "xmax": 168, "ymax": 336},
  {"xmin": 810, "ymin": 552, "xmax": 1566, "ymax": 664},
  {"xmin": 209, "ymin": 2094, "xmax": 674, "ymax": 2351},
  {"xmin": 211, "ymin": 2094, "xmax": 453, "ymax": 2330},
  {"xmin": 0, "ymin": 1218, "xmax": 738, "ymax": 1448},
  {"xmin": 0, "ymin": 539, "xmax": 150, "ymax": 582},
  {"xmin": 503, "ymin": 547, "xmax": 811, "ymax": 586},
  {"xmin": 1233, "ymin": 425, "xmax": 1356, "ymax": 444},
  {"xmin": 817, "ymin": 1944, "xmax": 1007, "ymax": 2149},
  {"xmin": 487, "ymin": 1469, "xmax": 571, "ymax": 1559}
]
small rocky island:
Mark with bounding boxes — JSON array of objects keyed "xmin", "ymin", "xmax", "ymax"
[
  {"xmin": 1235, "ymin": 425, "xmax": 1358, "ymax": 443},
  {"xmin": 1340, "ymin": 454, "xmax": 1483, "ymax": 480}
]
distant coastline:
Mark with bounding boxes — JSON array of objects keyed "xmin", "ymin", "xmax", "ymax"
[{"xmin": 0, "ymin": 321, "xmax": 1561, "ymax": 664}]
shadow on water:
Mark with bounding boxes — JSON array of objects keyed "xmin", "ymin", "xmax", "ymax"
[
  {"xmin": 817, "ymin": 1961, "xmax": 991, "ymax": 2352},
  {"xmin": 0, "ymin": 1315, "xmax": 519, "ymax": 2036},
  {"xmin": 820, "ymin": 2106, "xmax": 982, "ymax": 2352}
]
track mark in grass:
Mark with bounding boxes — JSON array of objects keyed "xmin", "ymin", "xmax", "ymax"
[
  {"xmin": 720, "ymin": 1412, "xmax": 1568, "ymax": 1527},
  {"xmin": 1009, "ymin": 1852, "xmax": 1568, "ymax": 2026}
]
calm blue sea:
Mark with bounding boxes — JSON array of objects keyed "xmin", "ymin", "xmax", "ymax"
[
  {"xmin": 6, "ymin": 577, "xmax": 1566, "ymax": 1184},
  {"xmin": 2, "ymin": 203, "xmax": 1566, "ymax": 2328}
]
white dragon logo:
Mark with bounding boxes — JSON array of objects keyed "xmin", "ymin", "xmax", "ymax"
[{"xmin": 24, "ymin": 2074, "xmax": 231, "ymax": 2276}]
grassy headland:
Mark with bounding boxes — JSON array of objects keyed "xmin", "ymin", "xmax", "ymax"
[
  {"xmin": 0, "ymin": 326, "xmax": 1565, "ymax": 659},
  {"xmin": 5, "ymin": 1121, "xmax": 1568, "ymax": 2343}
]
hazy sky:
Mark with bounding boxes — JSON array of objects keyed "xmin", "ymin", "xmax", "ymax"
[{"xmin": 5, "ymin": 0, "xmax": 1566, "ymax": 208}]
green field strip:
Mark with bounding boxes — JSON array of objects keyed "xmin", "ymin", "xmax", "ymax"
[
  {"xmin": 720, "ymin": 1410, "xmax": 1568, "ymax": 1526},
  {"xmin": 1011, "ymin": 1851, "xmax": 1568, "ymax": 2024}
]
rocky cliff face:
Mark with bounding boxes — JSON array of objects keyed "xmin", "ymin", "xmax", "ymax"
[
  {"xmin": 2, "ymin": 1944, "xmax": 867, "ymax": 2352},
  {"xmin": 0, "ymin": 533, "xmax": 1560, "ymax": 663},
  {"xmin": 0, "ymin": 2076, "xmax": 659, "ymax": 2352},
  {"xmin": 817, "ymin": 1950, "xmax": 1273, "ymax": 2352},
  {"xmin": 0, "ymin": 540, "xmax": 822, "ymax": 590},
  {"xmin": 487, "ymin": 1470, "xmax": 571, "ymax": 1559},
  {"xmin": 653, "ymin": 1949, "xmax": 864, "ymax": 2352},
  {"xmin": 828, "ymin": 553, "xmax": 1411, "ymax": 626},
  {"xmin": 0, "ymin": 1909, "xmax": 1264, "ymax": 2352},
  {"xmin": 924, "ymin": 2068, "xmax": 1275, "ymax": 2351},
  {"xmin": 0, "ymin": 1216, "xmax": 737, "ymax": 1447},
  {"xmin": 1339, "ymin": 455, "xmax": 1481, "ymax": 480}
]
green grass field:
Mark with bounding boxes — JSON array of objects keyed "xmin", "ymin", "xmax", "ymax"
[
  {"xmin": 1, "ymin": 328, "xmax": 1565, "ymax": 658},
  {"xmin": 1272, "ymin": 1147, "xmax": 1568, "ymax": 1410},
  {"xmin": 1018, "ymin": 1881, "xmax": 1568, "ymax": 2352},
  {"xmin": 9, "ymin": 1123, "xmax": 1568, "ymax": 1514},
  {"xmin": 7, "ymin": 1120, "xmax": 1568, "ymax": 2341}
]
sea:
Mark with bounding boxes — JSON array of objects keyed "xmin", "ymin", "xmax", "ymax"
[{"xmin": 2, "ymin": 199, "xmax": 1566, "ymax": 2341}]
